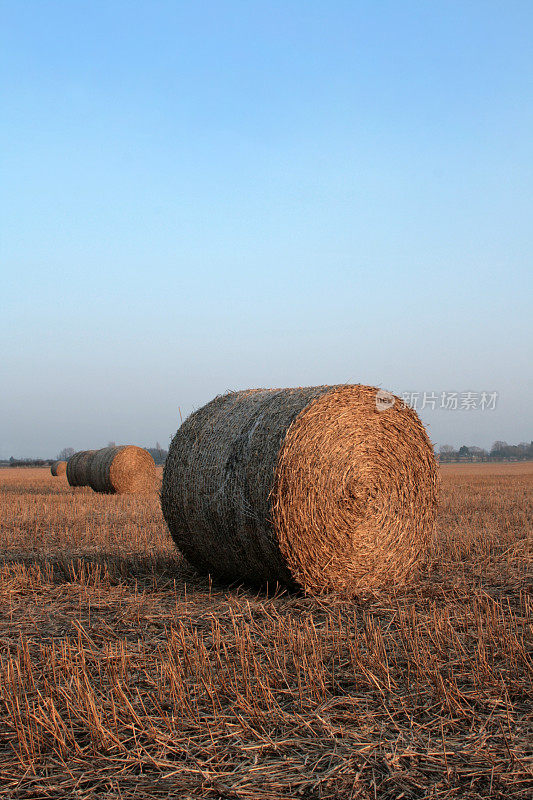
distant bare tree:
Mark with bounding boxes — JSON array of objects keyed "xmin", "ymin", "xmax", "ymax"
[
  {"xmin": 491, "ymin": 441, "xmax": 508, "ymax": 455},
  {"xmin": 439, "ymin": 444, "xmax": 454, "ymax": 454},
  {"xmin": 148, "ymin": 443, "xmax": 168, "ymax": 465},
  {"xmin": 57, "ymin": 447, "xmax": 75, "ymax": 461}
]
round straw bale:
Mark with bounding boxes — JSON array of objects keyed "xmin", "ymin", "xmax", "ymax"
[
  {"xmin": 66, "ymin": 450, "xmax": 96, "ymax": 487},
  {"xmin": 50, "ymin": 460, "xmax": 67, "ymax": 477},
  {"xmin": 161, "ymin": 385, "xmax": 438, "ymax": 594},
  {"xmin": 88, "ymin": 446, "xmax": 156, "ymax": 494}
]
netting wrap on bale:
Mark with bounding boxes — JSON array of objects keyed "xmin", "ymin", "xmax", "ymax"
[
  {"xmin": 66, "ymin": 451, "xmax": 96, "ymax": 487},
  {"xmin": 50, "ymin": 460, "xmax": 67, "ymax": 477},
  {"xmin": 88, "ymin": 446, "xmax": 156, "ymax": 494},
  {"xmin": 162, "ymin": 385, "xmax": 438, "ymax": 594}
]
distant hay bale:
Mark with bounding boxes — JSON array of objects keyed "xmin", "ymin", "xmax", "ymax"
[
  {"xmin": 161, "ymin": 385, "xmax": 438, "ymax": 595},
  {"xmin": 66, "ymin": 451, "xmax": 96, "ymax": 487},
  {"xmin": 88, "ymin": 446, "xmax": 156, "ymax": 494},
  {"xmin": 50, "ymin": 460, "xmax": 67, "ymax": 477}
]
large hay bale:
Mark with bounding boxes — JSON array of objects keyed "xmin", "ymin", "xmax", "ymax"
[
  {"xmin": 161, "ymin": 384, "xmax": 438, "ymax": 594},
  {"xmin": 66, "ymin": 450, "xmax": 96, "ymax": 487},
  {"xmin": 88, "ymin": 446, "xmax": 156, "ymax": 494},
  {"xmin": 50, "ymin": 460, "xmax": 67, "ymax": 477}
]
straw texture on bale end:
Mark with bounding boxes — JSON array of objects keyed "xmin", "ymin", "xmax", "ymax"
[
  {"xmin": 66, "ymin": 451, "xmax": 96, "ymax": 487},
  {"xmin": 50, "ymin": 460, "xmax": 67, "ymax": 477},
  {"xmin": 88, "ymin": 446, "xmax": 156, "ymax": 494},
  {"xmin": 162, "ymin": 384, "xmax": 439, "ymax": 595}
]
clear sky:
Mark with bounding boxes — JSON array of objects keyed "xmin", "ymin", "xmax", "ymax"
[{"xmin": 1, "ymin": 1, "xmax": 532, "ymax": 458}]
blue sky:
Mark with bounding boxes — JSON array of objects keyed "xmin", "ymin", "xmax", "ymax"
[{"xmin": 1, "ymin": 1, "xmax": 532, "ymax": 457}]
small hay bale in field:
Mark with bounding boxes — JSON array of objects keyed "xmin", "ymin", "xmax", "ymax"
[
  {"xmin": 66, "ymin": 450, "xmax": 96, "ymax": 487},
  {"xmin": 161, "ymin": 385, "xmax": 438, "ymax": 595},
  {"xmin": 88, "ymin": 446, "xmax": 156, "ymax": 494},
  {"xmin": 50, "ymin": 460, "xmax": 67, "ymax": 477}
]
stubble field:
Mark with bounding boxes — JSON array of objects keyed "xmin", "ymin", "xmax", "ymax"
[{"xmin": 0, "ymin": 463, "xmax": 531, "ymax": 799}]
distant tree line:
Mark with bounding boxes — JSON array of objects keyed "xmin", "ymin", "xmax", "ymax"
[
  {"xmin": 4, "ymin": 457, "xmax": 52, "ymax": 468},
  {"xmin": 3, "ymin": 443, "xmax": 169, "ymax": 468},
  {"xmin": 4, "ymin": 441, "xmax": 530, "ymax": 469},
  {"xmin": 438, "ymin": 441, "xmax": 533, "ymax": 462}
]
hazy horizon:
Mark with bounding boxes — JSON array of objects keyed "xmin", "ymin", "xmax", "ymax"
[
  {"xmin": 3, "ymin": 384, "xmax": 531, "ymax": 461},
  {"xmin": 2, "ymin": 1, "xmax": 532, "ymax": 459}
]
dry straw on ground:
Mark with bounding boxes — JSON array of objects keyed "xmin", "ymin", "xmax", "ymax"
[
  {"xmin": 89, "ymin": 446, "xmax": 156, "ymax": 494},
  {"xmin": 0, "ymin": 464, "xmax": 531, "ymax": 798},
  {"xmin": 66, "ymin": 450, "xmax": 96, "ymax": 487},
  {"xmin": 162, "ymin": 384, "xmax": 439, "ymax": 594},
  {"xmin": 50, "ymin": 460, "xmax": 66, "ymax": 477}
]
